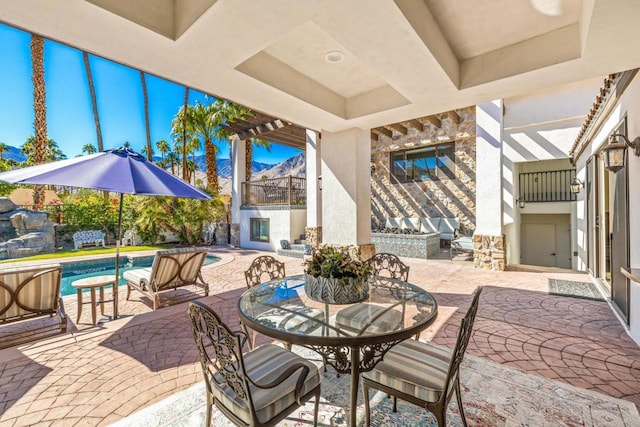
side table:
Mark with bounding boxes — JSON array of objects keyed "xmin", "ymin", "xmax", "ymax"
[{"xmin": 72, "ymin": 275, "xmax": 116, "ymax": 325}]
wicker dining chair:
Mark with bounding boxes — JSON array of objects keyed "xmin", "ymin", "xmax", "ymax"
[
  {"xmin": 362, "ymin": 287, "xmax": 483, "ymax": 427},
  {"xmin": 365, "ymin": 252, "xmax": 410, "ymax": 282},
  {"xmin": 244, "ymin": 255, "xmax": 286, "ymax": 289},
  {"xmin": 188, "ymin": 301, "xmax": 321, "ymax": 427}
]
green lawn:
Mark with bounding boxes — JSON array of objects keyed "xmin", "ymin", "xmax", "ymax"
[{"xmin": 0, "ymin": 245, "xmax": 167, "ymax": 263}]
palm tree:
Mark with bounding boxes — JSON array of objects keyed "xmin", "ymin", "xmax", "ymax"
[
  {"xmin": 82, "ymin": 143, "xmax": 97, "ymax": 155},
  {"xmin": 31, "ymin": 34, "xmax": 47, "ymax": 207},
  {"xmin": 22, "ymin": 136, "xmax": 65, "ymax": 163},
  {"xmin": 156, "ymin": 139, "xmax": 170, "ymax": 165},
  {"xmin": 166, "ymin": 151, "xmax": 179, "ymax": 175},
  {"xmin": 82, "ymin": 52, "xmax": 104, "ymax": 152},
  {"xmin": 246, "ymin": 138, "xmax": 271, "ymax": 182},
  {"xmin": 20, "ymin": 137, "xmax": 35, "ymax": 165},
  {"xmin": 172, "ymin": 99, "xmax": 250, "ymax": 194},
  {"xmin": 140, "ymin": 71, "xmax": 152, "ymax": 161},
  {"xmin": 0, "ymin": 142, "xmax": 8, "ymax": 161},
  {"xmin": 185, "ymin": 159, "xmax": 198, "ymax": 184},
  {"xmin": 141, "ymin": 145, "xmax": 155, "ymax": 159},
  {"xmin": 46, "ymin": 139, "xmax": 66, "ymax": 161},
  {"xmin": 181, "ymin": 87, "xmax": 189, "ymax": 181}
]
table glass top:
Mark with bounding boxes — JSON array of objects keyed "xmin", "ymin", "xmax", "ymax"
[{"xmin": 238, "ymin": 274, "xmax": 437, "ymax": 342}]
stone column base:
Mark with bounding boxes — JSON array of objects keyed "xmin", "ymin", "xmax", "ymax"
[
  {"xmin": 357, "ymin": 243, "xmax": 376, "ymax": 261},
  {"xmin": 230, "ymin": 223, "xmax": 240, "ymax": 247},
  {"xmin": 305, "ymin": 226, "xmax": 322, "ymax": 248},
  {"xmin": 473, "ymin": 234, "xmax": 505, "ymax": 271}
]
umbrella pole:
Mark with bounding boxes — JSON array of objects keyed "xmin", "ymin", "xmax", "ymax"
[{"xmin": 114, "ymin": 193, "xmax": 124, "ymax": 320}]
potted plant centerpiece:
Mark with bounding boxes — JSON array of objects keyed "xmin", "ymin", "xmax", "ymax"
[{"xmin": 304, "ymin": 245, "xmax": 373, "ymax": 304}]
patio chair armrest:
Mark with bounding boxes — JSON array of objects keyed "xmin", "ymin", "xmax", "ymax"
[{"xmin": 247, "ymin": 360, "xmax": 311, "ymax": 405}]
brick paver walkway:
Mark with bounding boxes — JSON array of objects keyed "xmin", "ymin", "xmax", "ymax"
[{"xmin": 0, "ymin": 247, "xmax": 639, "ymax": 426}]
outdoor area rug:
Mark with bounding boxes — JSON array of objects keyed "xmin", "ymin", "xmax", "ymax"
[
  {"xmin": 548, "ymin": 278, "xmax": 605, "ymax": 301},
  {"xmin": 111, "ymin": 345, "xmax": 638, "ymax": 427}
]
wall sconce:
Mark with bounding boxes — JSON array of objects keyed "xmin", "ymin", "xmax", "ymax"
[
  {"xmin": 602, "ymin": 133, "xmax": 640, "ymax": 173},
  {"xmin": 570, "ymin": 177, "xmax": 583, "ymax": 194},
  {"xmin": 517, "ymin": 198, "xmax": 525, "ymax": 209}
]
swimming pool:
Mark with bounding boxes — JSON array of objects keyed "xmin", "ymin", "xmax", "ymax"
[{"xmin": 60, "ymin": 254, "xmax": 220, "ymax": 296}]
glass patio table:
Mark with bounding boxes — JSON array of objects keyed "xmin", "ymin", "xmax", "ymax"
[{"xmin": 238, "ymin": 274, "xmax": 438, "ymax": 427}]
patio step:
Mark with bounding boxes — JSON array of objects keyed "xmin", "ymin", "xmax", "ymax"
[{"xmin": 276, "ymin": 248, "xmax": 306, "ymax": 259}]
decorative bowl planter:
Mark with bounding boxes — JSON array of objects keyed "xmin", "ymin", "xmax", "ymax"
[{"xmin": 304, "ymin": 272, "xmax": 369, "ymax": 304}]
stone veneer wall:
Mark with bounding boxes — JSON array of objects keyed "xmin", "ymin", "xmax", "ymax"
[
  {"xmin": 473, "ymin": 234, "xmax": 505, "ymax": 271},
  {"xmin": 305, "ymin": 226, "xmax": 321, "ymax": 247},
  {"xmin": 371, "ymin": 107, "xmax": 476, "ymax": 236},
  {"xmin": 230, "ymin": 223, "xmax": 240, "ymax": 247}
]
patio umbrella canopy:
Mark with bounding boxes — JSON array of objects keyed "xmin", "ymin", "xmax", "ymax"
[{"xmin": 0, "ymin": 147, "xmax": 211, "ymax": 319}]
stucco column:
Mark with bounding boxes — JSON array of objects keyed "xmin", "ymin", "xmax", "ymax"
[
  {"xmin": 474, "ymin": 100, "xmax": 505, "ymax": 270},
  {"xmin": 231, "ymin": 138, "xmax": 246, "ymax": 247},
  {"xmin": 305, "ymin": 129, "xmax": 322, "ymax": 247},
  {"xmin": 320, "ymin": 128, "xmax": 373, "ymax": 259}
]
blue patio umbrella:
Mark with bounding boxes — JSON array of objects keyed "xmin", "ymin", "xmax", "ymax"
[{"xmin": 0, "ymin": 147, "xmax": 210, "ymax": 319}]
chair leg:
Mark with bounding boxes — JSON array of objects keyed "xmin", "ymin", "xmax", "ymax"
[
  {"xmin": 206, "ymin": 393, "xmax": 213, "ymax": 427},
  {"xmin": 393, "ymin": 396, "xmax": 397, "ymax": 413},
  {"xmin": 126, "ymin": 284, "xmax": 131, "ymax": 300},
  {"xmin": 313, "ymin": 389, "xmax": 320, "ymax": 427},
  {"xmin": 455, "ymin": 376, "xmax": 468, "ymax": 427},
  {"xmin": 240, "ymin": 321, "xmax": 253, "ymax": 350},
  {"xmin": 363, "ymin": 381, "xmax": 371, "ymax": 427}
]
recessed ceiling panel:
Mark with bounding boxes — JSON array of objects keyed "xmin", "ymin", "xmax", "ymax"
[
  {"xmin": 263, "ymin": 21, "xmax": 386, "ymax": 98},
  {"xmin": 425, "ymin": 0, "xmax": 582, "ymax": 60}
]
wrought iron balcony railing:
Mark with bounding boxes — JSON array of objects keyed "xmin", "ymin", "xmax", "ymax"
[
  {"xmin": 241, "ymin": 176, "xmax": 306, "ymax": 206},
  {"xmin": 518, "ymin": 169, "xmax": 576, "ymax": 203}
]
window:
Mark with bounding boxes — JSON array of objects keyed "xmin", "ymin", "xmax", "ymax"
[
  {"xmin": 390, "ymin": 142, "xmax": 455, "ymax": 182},
  {"xmin": 250, "ymin": 218, "xmax": 269, "ymax": 242}
]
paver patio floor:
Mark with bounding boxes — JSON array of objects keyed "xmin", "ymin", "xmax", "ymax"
[{"xmin": 0, "ymin": 247, "xmax": 639, "ymax": 426}]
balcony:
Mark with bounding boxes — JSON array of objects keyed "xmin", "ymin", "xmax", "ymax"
[
  {"xmin": 518, "ymin": 169, "xmax": 576, "ymax": 203},
  {"xmin": 241, "ymin": 176, "xmax": 306, "ymax": 206}
]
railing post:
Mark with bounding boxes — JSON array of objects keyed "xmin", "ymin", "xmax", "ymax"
[{"xmin": 288, "ymin": 175, "xmax": 292, "ymax": 205}]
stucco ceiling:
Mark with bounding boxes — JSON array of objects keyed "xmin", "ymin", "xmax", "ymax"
[{"xmin": 1, "ymin": 0, "xmax": 637, "ymax": 134}]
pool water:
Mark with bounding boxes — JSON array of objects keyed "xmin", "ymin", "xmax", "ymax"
[{"xmin": 60, "ymin": 254, "xmax": 220, "ymax": 296}]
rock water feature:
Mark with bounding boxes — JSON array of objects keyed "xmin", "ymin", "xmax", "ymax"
[{"xmin": 0, "ymin": 197, "xmax": 55, "ymax": 259}]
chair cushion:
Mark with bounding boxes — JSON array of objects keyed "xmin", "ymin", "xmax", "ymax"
[
  {"xmin": 385, "ymin": 217, "xmax": 403, "ymax": 229},
  {"xmin": 212, "ymin": 344, "xmax": 321, "ymax": 425},
  {"xmin": 123, "ymin": 268, "xmax": 151, "ymax": 290},
  {"xmin": 453, "ymin": 236, "xmax": 474, "ymax": 251},
  {"xmin": 438, "ymin": 218, "xmax": 459, "ymax": 234},
  {"xmin": 255, "ymin": 304, "xmax": 325, "ymax": 335},
  {"xmin": 335, "ymin": 303, "xmax": 402, "ymax": 335},
  {"xmin": 400, "ymin": 217, "xmax": 421, "ymax": 231},
  {"xmin": 419, "ymin": 217, "xmax": 441, "ymax": 234},
  {"xmin": 363, "ymin": 339, "xmax": 451, "ymax": 403}
]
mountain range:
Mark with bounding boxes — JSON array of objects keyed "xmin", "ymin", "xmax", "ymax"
[{"xmin": 0, "ymin": 143, "xmax": 305, "ymax": 195}]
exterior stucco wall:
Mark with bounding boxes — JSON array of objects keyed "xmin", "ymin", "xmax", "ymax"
[
  {"xmin": 574, "ymin": 73, "xmax": 640, "ymax": 344},
  {"xmin": 370, "ymin": 106, "xmax": 476, "ymax": 236},
  {"xmin": 502, "ymin": 80, "xmax": 601, "ymax": 267},
  {"xmin": 239, "ymin": 207, "xmax": 306, "ymax": 251}
]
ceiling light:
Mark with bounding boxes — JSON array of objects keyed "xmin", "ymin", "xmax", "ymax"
[
  {"xmin": 325, "ymin": 51, "xmax": 344, "ymax": 63},
  {"xmin": 530, "ymin": 0, "xmax": 563, "ymax": 16}
]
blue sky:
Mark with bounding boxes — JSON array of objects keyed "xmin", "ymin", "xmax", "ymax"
[{"xmin": 0, "ymin": 23, "xmax": 301, "ymax": 164}]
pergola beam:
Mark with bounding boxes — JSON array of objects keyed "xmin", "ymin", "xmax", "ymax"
[
  {"xmin": 387, "ymin": 123, "xmax": 408, "ymax": 135},
  {"xmin": 423, "ymin": 115, "xmax": 441, "ymax": 128},
  {"xmin": 372, "ymin": 127, "xmax": 393, "ymax": 138}
]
